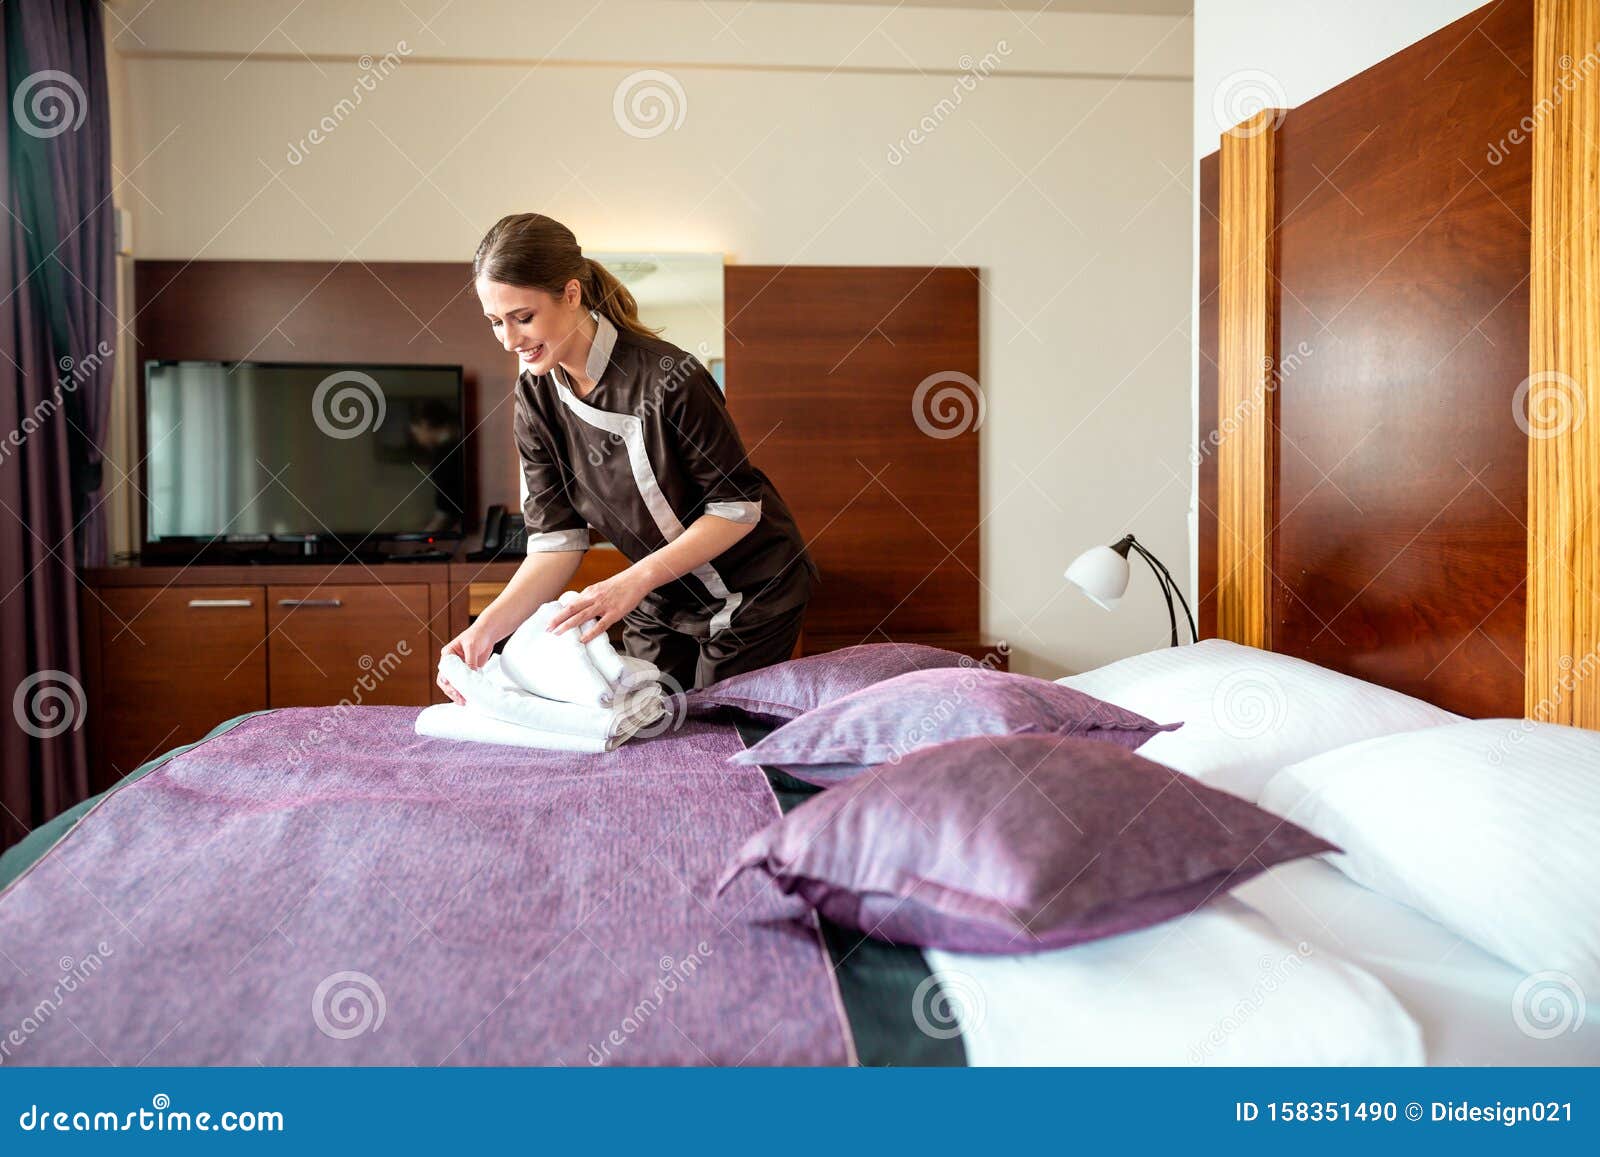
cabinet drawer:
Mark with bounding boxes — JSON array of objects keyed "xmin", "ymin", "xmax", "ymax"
[
  {"xmin": 266, "ymin": 584, "xmax": 431, "ymax": 708},
  {"xmin": 96, "ymin": 585, "xmax": 267, "ymax": 784}
]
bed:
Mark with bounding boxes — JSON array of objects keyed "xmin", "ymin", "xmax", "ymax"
[
  {"xmin": 6, "ymin": 0, "xmax": 1599, "ymax": 1070},
  {"xmin": 0, "ymin": 708, "xmax": 949, "ymax": 1066},
  {"xmin": 3, "ymin": 663, "xmax": 1590, "ymax": 1067}
]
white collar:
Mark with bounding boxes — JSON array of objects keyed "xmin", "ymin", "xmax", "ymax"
[
  {"xmin": 571, "ymin": 308, "xmax": 616, "ymax": 386},
  {"xmin": 547, "ymin": 309, "xmax": 617, "ymax": 395}
]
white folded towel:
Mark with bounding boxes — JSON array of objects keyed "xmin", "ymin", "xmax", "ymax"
[
  {"xmin": 417, "ymin": 592, "xmax": 669, "ymax": 753},
  {"xmin": 437, "ymin": 653, "xmax": 664, "ymax": 739},
  {"xmin": 416, "ymin": 703, "xmax": 629, "ymax": 753},
  {"xmin": 499, "ymin": 592, "xmax": 660, "ymax": 708},
  {"xmin": 417, "ymin": 655, "xmax": 665, "ymax": 752}
]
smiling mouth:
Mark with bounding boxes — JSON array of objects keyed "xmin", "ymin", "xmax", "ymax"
[{"xmin": 518, "ymin": 343, "xmax": 545, "ymax": 360}]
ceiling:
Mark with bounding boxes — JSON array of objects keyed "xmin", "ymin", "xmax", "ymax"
[{"xmin": 684, "ymin": 0, "xmax": 1194, "ymax": 15}]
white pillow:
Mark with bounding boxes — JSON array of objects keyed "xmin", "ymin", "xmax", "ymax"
[
  {"xmin": 1259, "ymin": 719, "xmax": 1600, "ymax": 994},
  {"xmin": 1056, "ymin": 639, "xmax": 1459, "ymax": 800}
]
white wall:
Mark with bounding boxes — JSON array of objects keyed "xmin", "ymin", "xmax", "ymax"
[
  {"xmin": 105, "ymin": 0, "xmax": 1194, "ymax": 677},
  {"xmin": 1193, "ymin": 0, "xmax": 1487, "ymax": 160},
  {"xmin": 1188, "ymin": 0, "xmax": 1487, "ymax": 603}
]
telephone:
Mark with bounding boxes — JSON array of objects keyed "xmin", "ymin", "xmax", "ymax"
[{"xmin": 475, "ymin": 504, "xmax": 528, "ymax": 559}]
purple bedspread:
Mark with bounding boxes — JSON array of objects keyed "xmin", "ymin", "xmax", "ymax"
[{"xmin": 0, "ymin": 708, "xmax": 854, "ymax": 1066}]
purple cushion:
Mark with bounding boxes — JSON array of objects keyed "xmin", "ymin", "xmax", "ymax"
[
  {"xmin": 685, "ymin": 642, "xmax": 979, "ymax": 722},
  {"xmin": 718, "ymin": 734, "xmax": 1337, "ymax": 953},
  {"xmin": 728, "ymin": 667, "xmax": 1180, "ymax": 785}
]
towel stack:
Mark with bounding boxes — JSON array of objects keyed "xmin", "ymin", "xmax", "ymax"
[{"xmin": 416, "ymin": 591, "xmax": 668, "ymax": 752}]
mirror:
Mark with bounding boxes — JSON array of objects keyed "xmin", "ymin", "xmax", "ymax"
[{"xmin": 595, "ymin": 250, "xmax": 725, "ymax": 390}]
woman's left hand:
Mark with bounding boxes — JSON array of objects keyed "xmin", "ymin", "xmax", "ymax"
[{"xmin": 546, "ymin": 567, "xmax": 654, "ymax": 643}]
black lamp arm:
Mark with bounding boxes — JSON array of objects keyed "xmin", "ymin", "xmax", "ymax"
[
  {"xmin": 1125, "ymin": 537, "xmax": 1197, "ymax": 645},
  {"xmin": 1139, "ymin": 543, "xmax": 1197, "ymax": 642}
]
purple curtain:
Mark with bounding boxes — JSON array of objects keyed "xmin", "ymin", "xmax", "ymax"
[{"xmin": 1, "ymin": 0, "xmax": 115, "ymax": 849}]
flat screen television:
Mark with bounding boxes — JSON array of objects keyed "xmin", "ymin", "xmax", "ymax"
[{"xmin": 142, "ymin": 360, "xmax": 467, "ymax": 562}]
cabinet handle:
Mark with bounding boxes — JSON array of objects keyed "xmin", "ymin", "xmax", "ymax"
[
  {"xmin": 188, "ymin": 598, "xmax": 253, "ymax": 608},
  {"xmin": 277, "ymin": 598, "xmax": 343, "ymax": 609}
]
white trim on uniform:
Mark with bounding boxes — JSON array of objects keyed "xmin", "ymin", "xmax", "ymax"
[
  {"xmin": 525, "ymin": 527, "xmax": 590, "ymax": 553},
  {"xmin": 584, "ymin": 304, "xmax": 617, "ymax": 382},
  {"xmin": 705, "ymin": 500, "xmax": 762, "ymax": 525},
  {"xmin": 551, "ymin": 310, "xmax": 744, "ymax": 635}
]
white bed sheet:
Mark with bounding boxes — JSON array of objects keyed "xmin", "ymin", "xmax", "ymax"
[
  {"xmin": 929, "ymin": 860, "xmax": 1599, "ymax": 1066},
  {"xmin": 1229, "ymin": 858, "xmax": 1600, "ymax": 1066},
  {"xmin": 925, "ymin": 892, "xmax": 1424, "ymax": 1067}
]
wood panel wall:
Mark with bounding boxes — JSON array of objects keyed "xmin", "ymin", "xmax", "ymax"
[
  {"xmin": 1216, "ymin": 111, "xmax": 1278, "ymax": 650},
  {"xmin": 1200, "ymin": 0, "xmax": 1534, "ymax": 719},
  {"xmin": 135, "ymin": 261, "xmax": 983, "ymax": 649},
  {"xmin": 134, "ymin": 260, "xmax": 512, "ymax": 534},
  {"xmin": 723, "ymin": 266, "xmax": 981, "ymax": 644},
  {"xmin": 1527, "ymin": 0, "xmax": 1600, "ymax": 726}
]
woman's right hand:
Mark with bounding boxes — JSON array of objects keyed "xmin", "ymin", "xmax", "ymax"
[{"xmin": 437, "ymin": 625, "xmax": 494, "ymax": 706}]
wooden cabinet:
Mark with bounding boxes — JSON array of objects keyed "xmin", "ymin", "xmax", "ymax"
[
  {"xmin": 80, "ymin": 553, "xmax": 653, "ymax": 791},
  {"xmin": 82, "ymin": 563, "xmax": 453, "ymax": 792},
  {"xmin": 93, "ymin": 585, "xmax": 267, "ymax": 785},
  {"xmin": 266, "ymin": 584, "xmax": 432, "ymax": 707}
]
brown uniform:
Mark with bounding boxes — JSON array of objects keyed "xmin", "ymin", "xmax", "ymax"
[{"xmin": 512, "ymin": 309, "xmax": 816, "ymax": 690}]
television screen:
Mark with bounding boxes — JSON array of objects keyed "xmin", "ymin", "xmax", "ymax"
[{"xmin": 143, "ymin": 361, "xmax": 466, "ymax": 543}]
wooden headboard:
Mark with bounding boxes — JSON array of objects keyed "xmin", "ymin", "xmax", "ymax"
[{"xmin": 1200, "ymin": 0, "xmax": 1600, "ymax": 724}]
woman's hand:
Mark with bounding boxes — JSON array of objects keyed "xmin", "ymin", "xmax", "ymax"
[
  {"xmin": 437, "ymin": 624, "xmax": 494, "ymax": 705},
  {"xmin": 547, "ymin": 567, "xmax": 654, "ymax": 643}
]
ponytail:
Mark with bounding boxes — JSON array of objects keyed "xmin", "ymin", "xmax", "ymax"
[
  {"xmin": 472, "ymin": 213, "xmax": 660, "ymax": 341},
  {"xmin": 582, "ymin": 256, "xmax": 659, "ymax": 341}
]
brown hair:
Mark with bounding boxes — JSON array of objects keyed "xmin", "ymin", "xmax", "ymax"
[{"xmin": 471, "ymin": 213, "xmax": 660, "ymax": 341}]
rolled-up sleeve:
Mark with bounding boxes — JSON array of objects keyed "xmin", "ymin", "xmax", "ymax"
[
  {"xmin": 664, "ymin": 365, "xmax": 764, "ymax": 526},
  {"xmin": 513, "ymin": 386, "xmax": 590, "ymax": 553}
]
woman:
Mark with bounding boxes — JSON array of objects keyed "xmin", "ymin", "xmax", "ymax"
[{"xmin": 438, "ymin": 213, "xmax": 816, "ymax": 702}]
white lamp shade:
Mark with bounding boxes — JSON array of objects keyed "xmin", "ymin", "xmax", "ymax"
[{"xmin": 1065, "ymin": 545, "xmax": 1130, "ymax": 610}]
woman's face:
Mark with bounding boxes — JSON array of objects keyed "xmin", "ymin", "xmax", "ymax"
[{"xmin": 477, "ymin": 276, "xmax": 585, "ymax": 377}]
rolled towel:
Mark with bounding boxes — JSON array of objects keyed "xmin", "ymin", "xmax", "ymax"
[
  {"xmin": 438, "ymin": 653, "xmax": 664, "ymax": 740},
  {"xmin": 500, "ymin": 593, "xmax": 660, "ymax": 707},
  {"xmin": 416, "ymin": 703, "xmax": 632, "ymax": 754}
]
